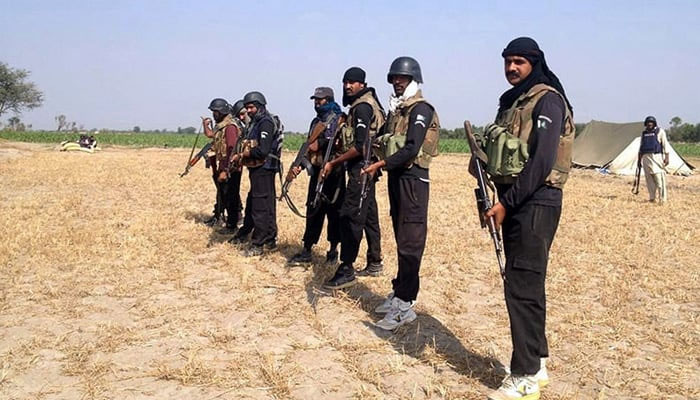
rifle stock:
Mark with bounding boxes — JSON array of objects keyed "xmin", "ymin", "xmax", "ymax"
[
  {"xmin": 464, "ymin": 120, "xmax": 506, "ymax": 281},
  {"xmin": 180, "ymin": 141, "xmax": 213, "ymax": 178}
]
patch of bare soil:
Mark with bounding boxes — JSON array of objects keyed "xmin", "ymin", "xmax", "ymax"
[{"xmin": 0, "ymin": 143, "xmax": 697, "ymax": 399}]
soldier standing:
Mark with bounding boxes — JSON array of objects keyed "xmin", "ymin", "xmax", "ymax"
[
  {"xmin": 230, "ymin": 91, "xmax": 280, "ymax": 256},
  {"xmin": 476, "ymin": 37, "xmax": 574, "ymax": 400},
  {"xmin": 225, "ymin": 99, "xmax": 248, "ymax": 231},
  {"xmin": 637, "ymin": 116, "xmax": 670, "ymax": 203},
  {"xmin": 287, "ymin": 87, "xmax": 345, "ymax": 267},
  {"xmin": 202, "ymin": 98, "xmax": 242, "ymax": 230},
  {"xmin": 321, "ymin": 67, "xmax": 384, "ymax": 289},
  {"xmin": 363, "ymin": 57, "xmax": 440, "ymax": 330}
]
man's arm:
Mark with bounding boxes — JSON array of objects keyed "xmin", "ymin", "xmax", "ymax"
[
  {"xmin": 203, "ymin": 118, "xmax": 215, "ymax": 138},
  {"xmin": 384, "ymin": 103, "xmax": 433, "ymax": 170},
  {"xmin": 248, "ymin": 119, "xmax": 275, "ymax": 160},
  {"xmin": 328, "ymin": 103, "xmax": 372, "ymax": 167},
  {"xmin": 499, "ymin": 92, "xmax": 565, "ymax": 211},
  {"xmin": 220, "ymin": 125, "xmax": 239, "ymax": 171},
  {"xmin": 659, "ymin": 127, "xmax": 670, "ymax": 165}
]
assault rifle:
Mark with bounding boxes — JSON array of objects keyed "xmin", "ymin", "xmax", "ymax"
[
  {"xmin": 278, "ymin": 121, "xmax": 328, "ymax": 218},
  {"xmin": 632, "ymin": 157, "xmax": 641, "ymax": 195},
  {"xmin": 464, "ymin": 120, "xmax": 506, "ymax": 281},
  {"xmin": 311, "ymin": 114, "xmax": 345, "ymax": 210},
  {"xmin": 357, "ymin": 128, "xmax": 374, "ymax": 216},
  {"xmin": 179, "ymin": 124, "xmax": 209, "ymax": 178}
]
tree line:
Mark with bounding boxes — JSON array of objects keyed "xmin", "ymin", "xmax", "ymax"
[{"xmin": 1, "ymin": 61, "xmax": 699, "ymax": 142}]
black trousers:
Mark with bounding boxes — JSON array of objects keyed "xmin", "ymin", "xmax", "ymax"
[
  {"xmin": 219, "ymin": 170, "xmax": 242, "ymax": 226},
  {"xmin": 388, "ymin": 174, "xmax": 429, "ymax": 302},
  {"xmin": 338, "ymin": 164, "xmax": 382, "ymax": 266},
  {"xmin": 302, "ymin": 165, "xmax": 344, "ymax": 248},
  {"xmin": 240, "ymin": 167, "xmax": 277, "ymax": 246},
  {"xmin": 502, "ymin": 203, "xmax": 561, "ymax": 375}
]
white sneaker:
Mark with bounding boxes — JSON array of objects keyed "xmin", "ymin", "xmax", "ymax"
[
  {"xmin": 487, "ymin": 375, "xmax": 540, "ymax": 400},
  {"xmin": 535, "ymin": 358, "xmax": 549, "ymax": 388},
  {"xmin": 374, "ymin": 297, "xmax": 417, "ymax": 331},
  {"xmin": 502, "ymin": 358, "xmax": 549, "ymax": 388},
  {"xmin": 374, "ymin": 292, "xmax": 395, "ymax": 314}
]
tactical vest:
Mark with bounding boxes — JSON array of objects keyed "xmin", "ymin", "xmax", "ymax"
[
  {"xmin": 640, "ymin": 127, "xmax": 662, "ymax": 154},
  {"xmin": 374, "ymin": 90, "xmax": 440, "ymax": 169},
  {"xmin": 340, "ymin": 90, "xmax": 385, "ymax": 153},
  {"xmin": 484, "ymin": 83, "xmax": 574, "ymax": 189},
  {"xmin": 309, "ymin": 111, "xmax": 342, "ymax": 167},
  {"xmin": 244, "ymin": 112, "xmax": 280, "ymax": 171},
  {"xmin": 212, "ymin": 114, "xmax": 237, "ymax": 166}
]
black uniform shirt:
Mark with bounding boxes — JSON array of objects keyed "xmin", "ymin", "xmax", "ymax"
[
  {"xmin": 248, "ymin": 118, "xmax": 276, "ymax": 160},
  {"xmin": 497, "ymin": 92, "xmax": 565, "ymax": 210},
  {"xmin": 385, "ymin": 102, "xmax": 433, "ymax": 180},
  {"xmin": 347, "ymin": 102, "xmax": 373, "ymax": 169}
]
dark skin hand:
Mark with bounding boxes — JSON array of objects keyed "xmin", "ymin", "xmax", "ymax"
[
  {"xmin": 485, "ymin": 203, "xmax": 506, "ymax": 230},
  {"xmin": 202, "ymin": 116, "xmax": 214, "ymax": 138},
  {"xmin": 321, "ymin": 147, "xmax": 360, "ymax": 179},
  {"xmin": 361, "ymin": 159, "xmax": 385, "ymax": 178},
  {"xmin": 231, "ymin": 149, "xmax": 251, "ymax": 164}
]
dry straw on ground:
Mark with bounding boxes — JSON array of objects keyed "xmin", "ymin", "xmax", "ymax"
[{"xmin": 0, "ymin": 141, "xmax": 698, "ymax": 399}]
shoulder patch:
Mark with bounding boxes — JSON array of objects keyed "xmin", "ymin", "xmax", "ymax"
[{"xmin": 536, "ymin": 116, "xmax": 552, "ymax": 130}]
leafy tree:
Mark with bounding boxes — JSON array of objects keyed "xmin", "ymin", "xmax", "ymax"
[
  {"xmin": 667, "ymin": 117, "xmax": 700, "ymax": 143},
  {"xmin": 181, "ymin": 126, "xmax": 196, "ymax": 134},
  {"xmin": 0, "ymin": 62, "xmax": 44, "ymax": 117},
  {"xmin": 133, "ymin": 126, "xmax": 141, "ymax": 133},
  {"xmin": 7, "ymin": 116, "xmax": 24, "ymax": 131},
  {"xmin": 55, "ymin": 114, "xmax": 68, "ymax": 131},
  {"xmin": 669, "ymin": 116, "xmax": 682, "ymax": 129}
]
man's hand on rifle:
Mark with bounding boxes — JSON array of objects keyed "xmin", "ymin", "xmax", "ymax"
[
  {"xmin": 217, "ymin": 171, "xmax": 228, "ymax": 182},
  {"xmin": 321, "ymin": 161, "xmax": 334, "ymax": 180},
  {"xmin": 361, "ymin": 160, "xmax": 385, "ymax": 178},
  {"xmin": 664, "ymin": 154, "xmax": 669, "ymax": 166},
  {"xmin": 485, "ymin": 202, "xmax": 506, "ymax": 230},
  {"xmin": 288, "ymin": 165, "xmax": 303, "ymax": 180}
]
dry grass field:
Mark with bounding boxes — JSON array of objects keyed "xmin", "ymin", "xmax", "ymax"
[{"xmin": 0, "ymin": 141, "xmax": 698, "ymax": 400}]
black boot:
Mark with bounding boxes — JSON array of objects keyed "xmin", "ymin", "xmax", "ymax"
[
  {"xmin": 356, "ymin": 260, "xmax": 383, "ymax": 277},
  {"xmin": 324, "ymin": 248, "xmax": 339, "ymax": 267},
  {"xmin": 323, "ymin": 263, "xmax": 356, "ymax": 290},
  {"xmin": 228, "ymin": 231, "xmax": 249, "ymax": 245},
  {"xmin": 264, "ymin": 239, "xmax": 278, "ymax": 252},
  {"xmin": 288, "ymin": 247, "xmax": 313, "ymax": 266}
]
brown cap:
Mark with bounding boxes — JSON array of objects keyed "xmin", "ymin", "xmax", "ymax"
[{"xmin": 310, "ymin": 86, "xmax": 334, "ymax": 100}]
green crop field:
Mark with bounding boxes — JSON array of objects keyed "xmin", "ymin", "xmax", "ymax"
[
  {"xmin": 2, "ymin": 131, "xmax": 699, "ymax": 157},
  {"xmin": 673, "ymin": 143, "xmax": 700, "ymax": 157}
]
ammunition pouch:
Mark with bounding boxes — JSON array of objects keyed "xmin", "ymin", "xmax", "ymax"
[
  {"xmin": 339, "ymin": 124, "xmax": 355, "ymax": 154},
  {"xmin": 483, "ymin": 123, "xmax": 529, "ymax": 182},
  {"xmin": 240, "ymin": 139, "xmax": 265, "ymax": 168}
]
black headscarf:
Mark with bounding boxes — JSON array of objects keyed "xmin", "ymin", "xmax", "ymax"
[{"xmin": 498, "ymin": 37, "xmax": 573, "ymax": 114}]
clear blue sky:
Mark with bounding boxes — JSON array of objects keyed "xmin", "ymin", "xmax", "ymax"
[{"xmin": 1, "ymin": 0, "xmax": 699, "ymax": 132}]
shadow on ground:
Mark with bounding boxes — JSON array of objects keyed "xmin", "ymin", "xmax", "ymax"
[{"xmin": 303, "ymin": 266, "xmax": 505, "ymax": 388}]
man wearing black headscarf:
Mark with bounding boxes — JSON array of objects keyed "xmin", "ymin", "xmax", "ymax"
[
  {"xmin": 320, "ymin": 67, "xmax": 385, "ymax": 290},
  {"xmin": 478, "ymin": 37, "xmax": 574, "ymax": 400}
]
